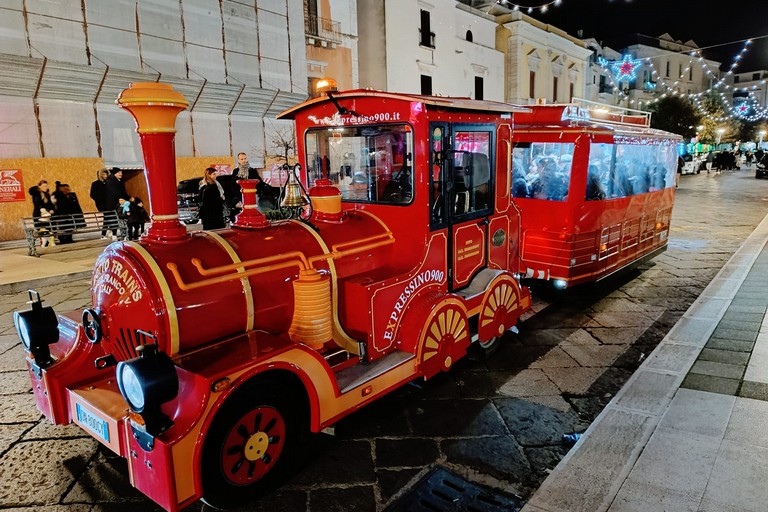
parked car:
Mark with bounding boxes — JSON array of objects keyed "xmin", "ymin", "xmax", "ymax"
[{"xmin": 681, "ymin": 154, "xmax": 703, "ymax": 175}]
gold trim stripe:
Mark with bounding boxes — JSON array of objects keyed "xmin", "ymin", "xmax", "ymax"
[
  {"xmin": 124, "ymin": 242, "xmax": 181, "ymax": 356},
  {"xmin": 201, "ymin": 231, "xmax": 255, "ymax": 331}
]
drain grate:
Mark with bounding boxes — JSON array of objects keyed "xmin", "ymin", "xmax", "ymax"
[{"xmin": 385, "ymin": 466, "xmax": 525, "ymax": 512}]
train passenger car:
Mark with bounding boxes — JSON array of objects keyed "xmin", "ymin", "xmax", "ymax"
[
  {"xmin": 13, "ymin": 83, "xmax": 532, "ymax": 512},
  {"xmin": 509, "ymin": 99, "xmax": 680, "ymax": 288}
]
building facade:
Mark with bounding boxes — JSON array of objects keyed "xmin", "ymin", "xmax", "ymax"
[
  {"xmin": 0, "ymin": 0, "xmax": 308, "ymax": 241},
  {"xmin": 305, "ymin": 0, "xmax": 358, "ymax": 96},
  {"xmin": 495, "ymin": 11, "xmax": 592, "ymax": 105},
  {"xmin": 357, "ymin": 0, "xmax": 504, "ymax": 101}
]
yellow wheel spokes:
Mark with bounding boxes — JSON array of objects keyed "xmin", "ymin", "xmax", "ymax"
[
  {"xmin": 481, "ymin": 281, "xmax": 518, "ymax": 328},
  {"xmin": 423, "ymin": 305, "xmax": 468, "ymax": 361}
]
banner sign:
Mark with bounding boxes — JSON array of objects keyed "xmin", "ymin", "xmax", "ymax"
[{"xmin": 0, "ymin": 169, "xmax": 25, "ymax": 202}]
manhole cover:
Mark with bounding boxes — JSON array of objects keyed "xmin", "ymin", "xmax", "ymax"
[{"xmin": 385, "ymin": 466, "xmax": 524, "ymax": 512}]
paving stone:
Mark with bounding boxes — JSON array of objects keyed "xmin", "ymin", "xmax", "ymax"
[
  {"xmin": 561, "ymin": 344, "xmax": 628, "ymax": 368},
  {"xmin": 307, "ymin": 485, "xmax": 376, "ymax": 512},
  {"xmin": 586, "ymin": 327, "xmax": 647, "ymax": 346},
  {"xmin": 705, "ymin": 337, "xmax": 755, "ymax": 353},
  {"xmin": 333, "ymin": 393, "xmax": 412, "ymax": 439},
  {"xmin": 495, "ymin": 398, "xmax": 585, "ymax": 446},
  {"xmin": 523, "ymin": 445, "xmax": 569, "ymax": 484},
  {"xmin": 739, "ymin": 381, "xmax": 768, "ymax": 401},
  {"xmin": 0, "ymin": 370, "xmax": 32, "ymax": 395},
  {"xmin": 0, "ymin": 344, "xmax": 27, "ymax": 372},
  {"xmin": 715, "ymin": 319, "xmax": 762, "ymax": 332},
  {"xmin": 586, "ymin": 312, "xmax": 658, "ymax": 329},
  {"xmin": 289, "ymin": 437, "xmax": 374, "ymax": 486},
  {"xmin": 0, "ymin": 393, "xmax": 42, "ymax": 423},
  {"xmin": 710, "ymin": 327, "xmax": 758, "ymax": 342},
  {"xmin": 441, "ymin": 435, "xmax": 531, "ymax": 484},
  {"xmin": 375, "ymin": 438, "xmax": 439, "ymax": 468},
  {"xmin": 0, "ymin": 422, "xmax": 33, "ymax": 456},
  {"xmin": 727, "ymin": 304, "xmax": 768, "ymax": 314},
  {"xmin": 567, "ymin": 396, "xmax": 612, "ymax": 423},
  {"xmin": 658, "ymin": 388, "xmax": 735, "ymax": 439},
  {"xmin": 62, "ymin": 450, "xmax": 148, "ymax": 504},
  {"xmin": 699, "ymin": 348, "xmax": 750, "ymax": 365},
  {"xmin": 528, "ymin": 347, "xmax": 580, "ymax": 369},
  {"xmin": 0, "ymin": 438, "xmax": 98, "ymax": 506},
  {"xmin": 22, "ymin": 419, "xmax": 89, "ymax": 440},
  {"xmin": 681, "ymin": 373, "xmax": 740, "ymax": 396},
  {"xmin": 497, "ymin": 369, "xmax": 562, "ymax": 397},
  {"xmin": 614, "ymin": 371, "xmax": 679, "ymax": 414},
  {"xmin": 376, "ymin": 467, "xmax": 425, "ymax": 504},
  {"xmin": 644, "ymin": 343, "xmax": 700, "ymax": 373},
  {"xmin": 724, "ymin": 397, "xmax": 768, "ymax": 448},
  {"xmin": 407, "ymin": 399, "xmax": 507, "ymax": 437},
  {"xmin": 690, "ymin": 360, "xmax": 745, "ymax": 380},
  {"xmin": 610, "ymin": 478, "xmax": 701, "ymax": 512},
  {"xmin": 699, "ymin": 440, "xmax": 768, "ymax": 512},
  {"xmin": 541, "ymin": 366, "xmax": 610, "ymax": 395}
]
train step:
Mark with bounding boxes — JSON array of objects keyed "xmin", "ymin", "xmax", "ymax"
[{"xmin": 335, "ymin": 350, "xmax": 415, "ymax": 393}]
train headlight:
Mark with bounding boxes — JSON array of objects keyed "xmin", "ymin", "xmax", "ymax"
[
  {"xmin": 13, "ymin": 290, "xmax": 58, "ymax": 368},
  {"xmin": 116, "ymin": 344, "xmax": 179, "ymax": 436}
]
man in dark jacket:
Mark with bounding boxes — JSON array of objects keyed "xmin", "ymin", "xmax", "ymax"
[
  {"xmin": 228, "ymin": 152, "xmax": 279, "ymax": 220},
  {"xmin": 90, "ymin": 169, "xmax": 109, "ymax": 238},
  {"xmin": 104, "ymin": 167, "xmax": 128, "ymax": 240}
]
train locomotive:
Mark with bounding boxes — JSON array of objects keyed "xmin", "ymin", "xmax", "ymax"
[{"xmin": 14, "ymin": 83, "xmax": 533, "ymax": 511}]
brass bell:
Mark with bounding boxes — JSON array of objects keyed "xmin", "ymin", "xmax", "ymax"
[{"xmin": 281, "ymin": 179, "xmax": 309, "ymax": 207}]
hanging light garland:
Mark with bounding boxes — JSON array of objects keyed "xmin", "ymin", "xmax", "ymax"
[
  {"xmin": 598, "ymin": 39, "xmax": 768, "ymax": 122},
  {"xmin": 495, "ymin": 0, "xmax": 562, "ymax": 14}
]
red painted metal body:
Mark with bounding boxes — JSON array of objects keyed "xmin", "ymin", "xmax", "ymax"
[
  {"xmin": 19, "ymin": 88, "xmax": 678, "ymax": 511},
  {"xmin": 509, "ymin": 102, "xmax": 680, "ymax": 287}
]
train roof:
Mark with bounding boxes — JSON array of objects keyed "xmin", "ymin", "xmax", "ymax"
[
  {"xmin": 513, "ymin": 99, "xmax": 682, "ymax": 140},
  {"xmin": 277, "ymin": 89, "xmax": 531, "ymax": 120}
]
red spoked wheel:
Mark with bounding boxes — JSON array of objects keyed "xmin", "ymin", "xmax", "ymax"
[
  {"xmin": 202, "ymin": 381, "xmax": 305, "ymax": 509},
  {"xmin": 476, "ymin": 274, "xmax": 521, "ymax": 355},
  {"xmin": 220, "ymin": 406, "xmax": 286, "ymax": 485},
  {"xmin": 417, "ymin": 297, "xmax": 469, "ymax": 379}
]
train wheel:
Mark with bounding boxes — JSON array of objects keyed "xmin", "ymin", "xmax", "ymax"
[
  {"xmin": 477, "ymin": 274, "xmax": 521, "ymax": 346},
  {"xmin": 417, "ymin": 297, "xmax": 469, "ymax": 379},
  {"xmin": 201, "ymin": 382, "xmax": 304, "ymax": 509}
]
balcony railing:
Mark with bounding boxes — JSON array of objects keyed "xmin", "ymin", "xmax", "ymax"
[
  {"xmin": 419, "ymin": 29, "xmax": 435, "ymax": 49},
  {"xmin": 305, "ymin": 15, "xmax": 342, "ymax": 45}
]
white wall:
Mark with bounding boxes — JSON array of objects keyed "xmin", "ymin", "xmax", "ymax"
[{"xmin": 0, "ymin": 0, "xmax": 307, "ymax": 164}]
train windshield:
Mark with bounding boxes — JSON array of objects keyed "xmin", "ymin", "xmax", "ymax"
[{"xmin": 305, "ymin": 124, "xmax": 414, "ymax": 204}]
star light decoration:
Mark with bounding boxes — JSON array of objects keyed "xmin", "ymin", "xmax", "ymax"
[{"xmin": 609, "ymin": 54, "xmax": 643, "ymax": 83}]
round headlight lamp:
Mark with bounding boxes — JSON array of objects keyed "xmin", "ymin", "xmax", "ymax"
[
  {"xmin": 117, "ymin": 363, "xmax": 146, "ymax": 411},
  {"xmin": 116, "ymin": 344, "xmax": 179, "ymax": 436},
  {"xmin": 13, "ymin": 291, "xmax": 59, "ymax": 368}
]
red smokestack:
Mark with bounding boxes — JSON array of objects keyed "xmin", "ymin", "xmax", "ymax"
[{"xmin": 117, "ymin": 83, "xmax": 189, "ymax": 241}]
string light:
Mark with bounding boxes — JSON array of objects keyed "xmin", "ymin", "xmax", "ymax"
[{"xmin": 496, "ymin": 0, "xmax": 562, "ymax": 14}]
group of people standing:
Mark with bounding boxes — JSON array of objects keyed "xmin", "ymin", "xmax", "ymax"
[
  {"xmin": 28, "ymin": 180, "xmax": 85, "ymax": 246},
  {"xmin": 197, "ymin": 152, "xmax": 280, "ymax": 230},
  {"xmin": 89, "ymin": 168, "xmax": 148, "ymax": 241}
]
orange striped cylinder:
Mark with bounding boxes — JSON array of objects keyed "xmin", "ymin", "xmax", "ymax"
[{"xmin": 288, "ymin": 269, "xmax": 333, "ymax": 350}]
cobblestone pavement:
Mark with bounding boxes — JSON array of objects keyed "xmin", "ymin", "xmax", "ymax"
[{"xmin": 2, "ymin": 170, "xmax": 768, "ymax": 512}]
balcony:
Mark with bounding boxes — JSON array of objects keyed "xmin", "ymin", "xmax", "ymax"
[{"xmin": 305, "ymin": 15, "xmax": 342, "ymax": 47}]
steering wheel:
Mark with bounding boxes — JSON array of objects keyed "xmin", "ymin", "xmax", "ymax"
[{"xmin": 82, "ymin": 308, "xmax": 102, "ymax": 344}]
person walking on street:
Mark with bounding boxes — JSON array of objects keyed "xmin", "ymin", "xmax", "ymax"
[
  {"xmin": 199, "ymin": 168, "xmax": 226, "ymax": 230},
  {"xmin": 90, "ymin": 169, "xmax": 110, "ymax": 239},
  {"xmin": 104, "ymin": 168, "xmax": 128, "ymax": 240},
  {"xmin": 706, "ymin": 151, "xmax": 714, "ymax": 174}
]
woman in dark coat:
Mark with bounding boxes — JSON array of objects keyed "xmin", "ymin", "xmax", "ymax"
[
  {"xmin": 199, "ymin": 168, "xmax": 226, "ymax": 230},
  {"xmin": 29, "ymin": 180, "xmax": 56, "ymax": 246}
]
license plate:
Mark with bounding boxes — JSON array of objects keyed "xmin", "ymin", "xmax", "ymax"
[{"xmin": 76, "ymin": 403, "xmax": 110, "ymax": 443}]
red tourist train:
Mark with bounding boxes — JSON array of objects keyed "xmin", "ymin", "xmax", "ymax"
[{"xmin": 13, "ymin": 84, "xmax": 679, "ymax": 511}]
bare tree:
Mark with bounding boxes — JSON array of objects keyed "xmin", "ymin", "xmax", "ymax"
[{"xmin": 265, "ymin": 120, "xmax": 296, "ymax": 163}]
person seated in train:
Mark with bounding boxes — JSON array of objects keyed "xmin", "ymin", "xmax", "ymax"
[
  {"xmin": 512, "ymin": 158, "xmax": 529, "ymax": 198},
  {"xmin": 586, "ymin": 165, "xmax": 606, "ymax": 201}
]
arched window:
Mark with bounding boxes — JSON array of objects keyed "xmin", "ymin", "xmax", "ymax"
[{"xmin": 466, "ymin": 30, "xmax": 473, "ymax": 42}]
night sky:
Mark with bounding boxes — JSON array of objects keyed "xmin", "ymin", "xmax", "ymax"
[{"xmin": 516, "ymin": 0, "xmax": 768, "ymax": 72}]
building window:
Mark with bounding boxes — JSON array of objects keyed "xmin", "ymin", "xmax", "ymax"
[
  {"xmin": 569, "ymin": 82, "xmax": 574, "ymax": 101},
  {"xmin": 421, "ymin": 74, "xmax": 433, "ymax": 95},
  {"xmin": 552, "ymin": 76, "xmax": 558, "ymax": 102},
  {"xmin": 475, "ymin": 76, "xmax": 484, "ymax": 100},
  {"xmin": 665, "ymin": 61, "xmax": 670, "ymax": 77},
  {"xmin": 529, "ymin": 71, "xmax": 536, "ymax": 99},
  {"xmin": 734, "ymin": 76, "xmax": 740, "ymax": 84},
  {"xmin": 754, "ymin": 73, "xmax": 761, "ymax": 80},
  {"xmin": 689, "ymin": 67, "xmax": 693, "ymax": 81},
  {"xmin": 678, "ymin": 63, "xmax": 682, "ymax": 78},
  {"xmin": 419, "ymin": 10, "xmax": 435, "ymax": 48},
  {"xmin": 466, "ymin": 30, "xmax": 473, "ymax": 42}
]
